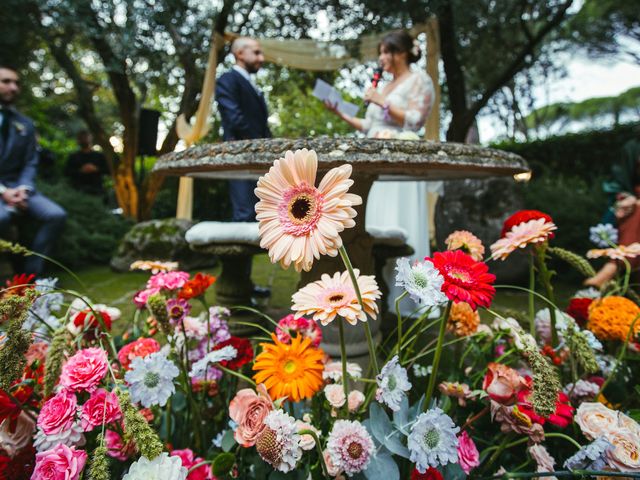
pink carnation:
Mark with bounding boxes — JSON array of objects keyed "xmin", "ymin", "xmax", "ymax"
[
  {"xmin": 117, "ymin": 337, "xmax": 161, "ymax": 371},
  {"xmin": 275, "ymin": 314, "xmax": 322, "ymax": 347},
  {"xmin": 457, "ymin": 431, "xmax": 480, "ymax": 474},
  {"xmin": 59, "ymin": 347, "xmax": 108, "ymax": 393},
  {"xmin": 105, "ymin": 430, "xmax": 135, "ymax": 460},
  {"xmin": 133, "ymin": 287, "xmax": 161, "ymax": 308},
  {"xmin": 33, "ymin": 443, "xmax": 87, "ymax": 480},
  {"xmin": 81, "ymin": 388, "xmax": 122, "ymax": 432},
  {"xmin": 147, "ymin": 271, "xmax": 190, "ymax": 291},
  {"xmin": 171, "ymin": 448, "xmax": 214, "ymax": 480},
  {"xmin": 37, "ymin": 391, "xmax": 78, "ymax": 435}
]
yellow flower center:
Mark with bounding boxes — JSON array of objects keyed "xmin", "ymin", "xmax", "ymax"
[{"xmin": 283, "ymin": 359, "xmax": 298, "ymax": 374}]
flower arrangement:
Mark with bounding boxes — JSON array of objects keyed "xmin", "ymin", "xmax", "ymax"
[{"xmin": 0, "ymin": 149, "xmax": 639, "ymax": 479}]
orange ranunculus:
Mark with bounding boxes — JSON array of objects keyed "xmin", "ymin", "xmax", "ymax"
[
  {"xmin": 178, "ymin": 273, "xmax": 216, "ymax": 300},
  {"xmin": 482, "ymin": 362, "xmax": 528, "ymax": 405}
]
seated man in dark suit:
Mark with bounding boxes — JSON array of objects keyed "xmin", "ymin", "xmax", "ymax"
[
  {"xmin": 0, "ymin": 65, "xmax": 66, "ymax": 276},
  {"xmin": 64, "ymin": 129, "xmax": 109, "ymax": 199},
  {"xmin": 215, "ymin": 37, "xmax": 271, "ymax": 222}
]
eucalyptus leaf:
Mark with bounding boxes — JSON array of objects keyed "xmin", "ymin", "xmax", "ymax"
[
  {"xmin": 363, "ymin": 448, "xmax": 400, "ymax": 480},
  {"xmin": 369, "ymin": 402, "xmax": 410, "ymax": 458},
  {"xmin": 442, "ymin": 462, "xmax": 467, "ymax": 480},
  {"xmin": 212, "ymin": 453, "xmax": 235, "ymax": 477},
  {"xmin": 221, "ymin": 429, "xmax": 236, "ymax": 453},
  {"xmin": 392, "ymin": 396, "xmax": 409, "ymax": 430}
]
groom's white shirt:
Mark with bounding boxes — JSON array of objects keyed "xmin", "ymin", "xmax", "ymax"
[{"xmin": 232, "ymin": 65, "xmax": 260, "ymax": 94}]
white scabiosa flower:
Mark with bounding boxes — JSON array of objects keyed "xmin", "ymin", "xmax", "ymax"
[
  {"xmin": 564, "ymin": 437, "xmax": 612, "ymax": 471},
  {"xmin": 123, "ymin": 452, "xmax": 188, "ymax": 480},
  {"xmin": 125, "ymin": 351, "xmax": 179, "ymax": 408},
  {"xmin": 408, "ymin": 408, "xmax": 460, "ymax": 473},
  {"xmin": 395, "ymin": 258, "xmax": 447, "ymax": 306},
  {"xmin": 255, "ymin": 410, "xmax": 302, "ymax": 473},
  {"xmin": 327, "ymin": 419, "xmax": 375, "ymax": 476},
  {"xmin": 189, "ymin": 345, "xmax": 237, "ymax": 378},
  {"xmin": 375, "ymin": 355, "xmax": 411, "ymax": 412},
  {"xmin": 33, "ymin": 421, "xmax": 86, "ymax": 452}
]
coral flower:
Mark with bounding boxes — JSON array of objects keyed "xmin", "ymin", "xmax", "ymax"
[
  {"xmin": 445, "ymin": 230, "xmax": 485, "ymax": 261},
  {"xmin": 253, "ymin": 334, "xmax": 325, "ymax": 402},
  {"xmin": 254, "ymin": 149, "xmax": 362, "ymax": 272},
  {"xmin": 291, "ymin": 269, "xmax": 380, "ymax": 325},
  {"xmin": 426, "ymin": 250, "xmax": 495, "ymax": 310},
  {"xmin": 490, "ymin": 218, "xmax": 557, "ymax": 260},
  {"xmin": 566, "ymin": 297, "xmax": 593, "ymax": 327},
  {"xmin": 587, "ymin": 296, "xmax": 640, "ymax": 342},
  {"xmin": 178, "ymin": 273, "xmax": 216, "ymax": 300},
  {"xmin": 447, "ymin": 301, "xmax": 480, "ymax": 337},
  {"xmin": 587, "ymin": 243, "xmax": 640, "ymax": 261},
  {"xmin": 501, "ymin": 210, "xmax": 554, "ymax": 238},
  {"xmin": 3, "ymin": 273, "xmax": 35, "ymax": 297}
]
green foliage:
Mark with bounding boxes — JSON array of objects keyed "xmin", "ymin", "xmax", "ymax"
[
  {"xmin": 151, "ymin": 176, "xmax": 231, "ymax": 222},
  {"xmin": 36, "ymin": 180, "xmax": 133, "ymax": 269}
]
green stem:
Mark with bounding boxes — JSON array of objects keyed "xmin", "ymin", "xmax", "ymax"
[
  {"xmin": 534, "ymin": 245, "xmax": 558, "ymax": 345},
  {"xmin": 395, "ymin": 291, "xmax": 408, "ymax": 356},
  {"xmin": 338, "ymin": 245, "xmax": 379, "ymax": 375},
  {"xmin": 424, "ymin": 301, "xmax": 451, "ymax": 410},
  {"xmin": 218, "ymin": 365, "xmax": 257, "ymax": 387},
  {"xmin": 338, "ymin": 317, "xmax": 350, "ymax": 411},
  {"xmin": 528, "ymin": 253, "xmax": 535, "ymax": 337},
  {"xmin": 481, "ymin": 434, "xmax": 513, "ymax": 474},
  {"xmin": 298, "ymin": 429, "xmax": 330, "ymax": 479}
]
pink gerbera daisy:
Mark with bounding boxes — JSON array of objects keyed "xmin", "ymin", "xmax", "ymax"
[
  {"xmin": 426, "ymin": 250, "xmax": 495, "ymax": 311},
  {"xmin": 587, "ymin": 242, "xmax": 640, "ymax": 261},
  {"xmin": 445, "ymin": 230, "xmax": 485, "ymax": 261},
  {"xmin": 291, "ymin": 270, "xmax": 380, "ymax": 326},
  {"xmin": 490, "ymin": 218, "xmax": 557, "ymax": 260},
  {"xmin": 254, "ymin": 149, "xmax": 362, "ymax": 272}
]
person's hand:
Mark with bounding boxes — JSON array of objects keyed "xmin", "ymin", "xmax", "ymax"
[
  {"xmin": 2, "ymin": 188, "xmax": 22, "ymax": 207},
  {"xmin": 363, "ymin": 87, "xmax": 384, "ymax": 106},
  {"xmin": 80, "ymin": 163, "xmax": 99, "ymax": 174},
  {"xmin": 323, "ymin": 100, "xmax": 340, "ymax": 115},
  {"xmin": 615, "ymin": 194, "xmax": 637, "ymax": 219},
  {"xmin": 14, "ymin": 188, "xmax": 30, "ymax": 210}
]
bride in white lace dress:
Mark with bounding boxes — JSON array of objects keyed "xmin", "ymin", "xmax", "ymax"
[{"xmin": 326, "ymin": 30, "xmax": 436, "ymax": 311}]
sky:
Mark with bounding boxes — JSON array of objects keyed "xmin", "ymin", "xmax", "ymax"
[{"xmin": 477, "ymin": 54, "xmax": 640, "ymax": 142}]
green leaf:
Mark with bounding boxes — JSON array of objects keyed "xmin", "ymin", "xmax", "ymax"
[
  {"xmin": 170, "ymin": 391, "xmax": 187, "ymax": 412},
  {"xmin": 212, "ymin": 453, "xmax": 235, "ymax": 477},
  {"xmin": 392, "ymin": 396, "xmax": 409, "ymax": 430},
  {"xmin": 221, "ymin": 429, "xmax": 236, "ymax": 453},
  {"xmin": 442, "ymin": 462, "xmax": 467, "ymax": 479},
  {"xmin": 363, "ymin": 448, "xmax": 399, "ymax": 480},
  {"xmin": 369, "ymin": 402, "xmax": 410, "ymax": 458}
]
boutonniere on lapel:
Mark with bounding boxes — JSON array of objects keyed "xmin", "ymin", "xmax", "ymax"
[{"xmin": 13, "ymin": 121, "xmax": 26, "ymax": 136}]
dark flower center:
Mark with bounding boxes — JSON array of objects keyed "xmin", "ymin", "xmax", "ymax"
[
  {"xmin": 347, "ymin": 441, "xmax": 363, "ymax": 459},
  {"xmin": 290, "ymin": 195, "xmax": 313, "ymax": 221},
  {"xmin": 329, "ymin": 294, "xmax": 345, "ymax": 304}
]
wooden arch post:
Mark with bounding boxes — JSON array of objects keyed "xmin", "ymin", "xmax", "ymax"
[{"xmin": 425, "ymin": 16, "xmax": 441, "ymax": 246}]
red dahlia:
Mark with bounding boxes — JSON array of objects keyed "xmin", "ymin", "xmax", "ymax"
[
  {"xmin": 3, "ymin": 273, "xmax": 35, "ymax": 298},
  {"xmin": 179, "ymin": 273, "xmax": 216, "ymax": 300},
  {"xmin": 214, "ymin": 337, "xmax": 253, "ymax": 370},
  {"xmin": 411, "ymin": 467, "xmax": 444, "ymax": 480},
  {"xmin": 426, "ymin": 250, "xmax": 496, "ymax": 310},
  {"xmin": 516, "ymin": 377, "xmax": 574, "ymax": 428},
  {"xmin": 566, "ymin": 297, "xmax": 593, "ymax": 327},
  {"xmin": 501, "ymin": 210, "xmax": 554, "ymax": 238},
  {"xmin": 72, "ymin": 309, "xmax": 112, "ymax": 331}
]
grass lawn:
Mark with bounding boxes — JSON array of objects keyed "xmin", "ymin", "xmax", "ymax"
[{"xmin": 58, "ymin": 255, "xmax": 583, "ymax": 324}]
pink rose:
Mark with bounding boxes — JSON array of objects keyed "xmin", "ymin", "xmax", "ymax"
[
  {"xmin": 37, "ymin": 391, "xmax": 78, "ymax": 435},
  {"xmin": 457, "ymin": 431, "xmax": 480, "ymax": 474},
  {"xmin": 228, "ymin": 385, "xmax": 273, "ymax": 447},
  {"xmin": 59, "ymin": 347, "xmax": 109, "ymax": 393},
  {"xmin": 482, "ymin": 362, "xmax": 527, "ymax": 405},
  {"xmin": 348, "ymin": 391, "xmax": 365, "ymax": 413},
  {"xmin": 147, "ymin": 271, "xmax": 190, "ymax": 291},
  {"xmin": 324, "ymin": 384, "xmax": 346, "ymax": 408},
  {"xmin": 133, "ymin": 287, "xmax": 161, "ymax": 308},
  {"xmin": 105, "ymin": 430, "xmax": 135, "ymax": 460},
  {"xmin": 33, "ymin": 443, "xmax": 87, "ymax": 480},
  {"xmin": 81, "ymin": 388, "xmax": 122, "ymax": 431},
  {"xmin": 171, "ymin": 448, "xmax": 213, "ymax": 480}
]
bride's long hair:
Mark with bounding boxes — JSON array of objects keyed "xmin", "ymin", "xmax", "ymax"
[{"xmin": 378, "ymin": 30, "xmax": 421, "ymax": 65}]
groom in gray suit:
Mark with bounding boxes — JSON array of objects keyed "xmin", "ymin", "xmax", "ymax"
[{"xmin": 0, "ymin": 65, "xmax": 66, "ymax": 275}]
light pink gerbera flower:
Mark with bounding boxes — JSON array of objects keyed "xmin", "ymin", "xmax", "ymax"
[
  {"xmin": 291, "ymin": 270, "xmax": 380, "ymax": 326},
  {"xmin": 254, "ymin": 149, "xmax": 362, "ymax": 272},
  {"xmin": 587, "ymin": 242, "xmax": 640, "ymax": 261},
  {"xmin": 490, "ymin": 218, "xmax": 557, "ymax": 260},
  {"xmin": 445, "ymin": 230, "xmax": 485, "ymax": 261}
]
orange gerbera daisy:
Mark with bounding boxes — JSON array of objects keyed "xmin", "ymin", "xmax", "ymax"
[
  {"xmin": 254, "ymin": 149, "xmax": 362, "ymax": 272},
  {"xmin": 587, "ymin": 296, "xmax": 640, "ymax": 342},
  {"xmin": 447, "ymin": 301, "xmax": 480, "ymax": 337},
  {"xmin": 179, "ymin": 273, "xmax": 216, "ymax": 299},
  {"xmin": 291, "ymin": 269, "xmax": 380, "ymax": 326},
  {"xmin": 253, "ymin": 334, "xmax": 325, "ymax": 402}
]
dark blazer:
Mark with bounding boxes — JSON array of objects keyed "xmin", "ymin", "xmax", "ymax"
[
  {"xmin": 0, "ymin": 108, "xmax": 38, "ymax": 190},
  {"xmin": 215, "ymin": 69, "xmax": 271, "ymax": 141}
]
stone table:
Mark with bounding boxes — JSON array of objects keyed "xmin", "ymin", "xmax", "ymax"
[{"xmin": 153, "ymin": 137, "xmax": 529, "ymax": 357}]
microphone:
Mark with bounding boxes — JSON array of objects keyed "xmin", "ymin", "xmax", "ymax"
[{"xmin": 364, "ymin": 66, "xmax": 383, "ymax": 107}]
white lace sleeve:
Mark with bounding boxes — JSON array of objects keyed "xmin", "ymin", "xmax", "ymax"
[
  {"xmin": 361, "ymin": 103, "xmax": 375, "ymax": 134},
  {"xmin": 403, "ymin": 72, "xmax": 435, "ymax": 131}
]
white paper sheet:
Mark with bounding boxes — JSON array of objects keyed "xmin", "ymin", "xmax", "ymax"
[{"xmin": 312, "ymin": 79, "xmax": 360, "ymax": 118}]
